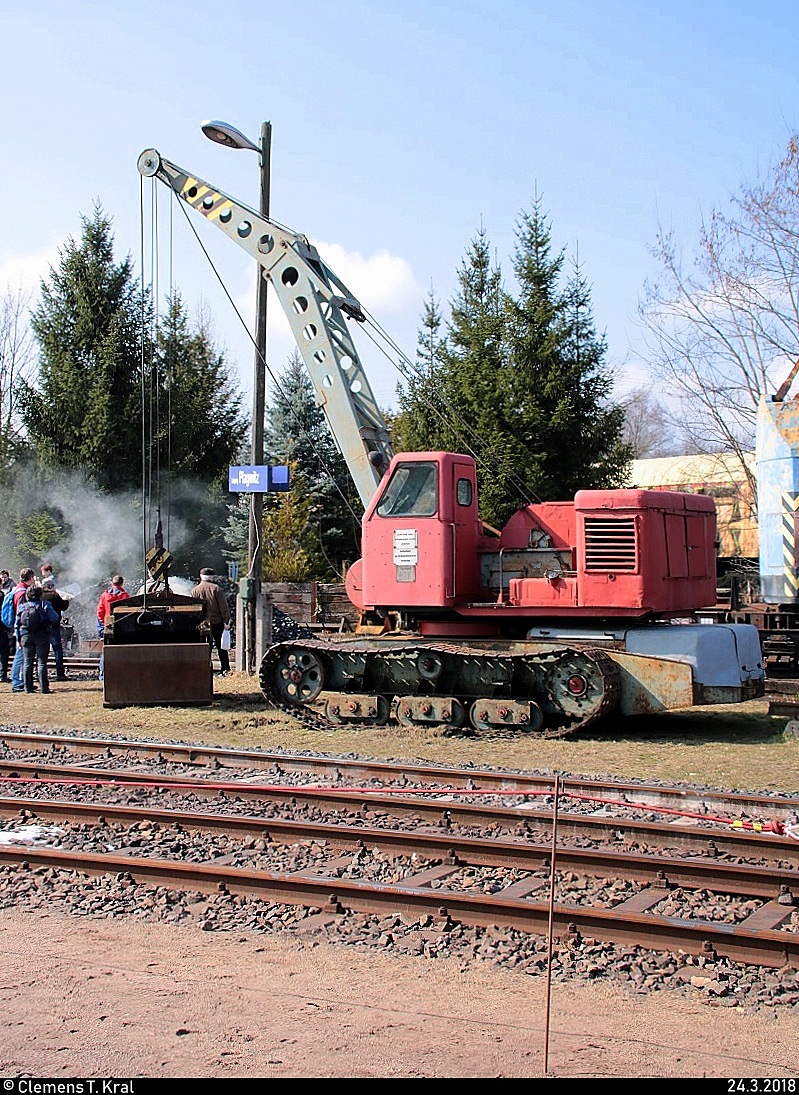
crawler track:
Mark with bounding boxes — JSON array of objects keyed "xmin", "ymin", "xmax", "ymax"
[{"xmin": 259, "ymin": 637, "xmax": 621, "ymax": 737}]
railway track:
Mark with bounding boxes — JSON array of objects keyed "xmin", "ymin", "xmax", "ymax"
[
  {"xmin": 0, "ymin": 730, "xmax": 797, "ymax": 979},
  {"xmin": 0, "ymin": 727, "xmax": 795, "ymax": 819}
]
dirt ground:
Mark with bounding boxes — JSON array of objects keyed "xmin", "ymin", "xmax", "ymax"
[{"xmin": 0, "ymin": 908, "xmax": 798, "ymax": 1079}]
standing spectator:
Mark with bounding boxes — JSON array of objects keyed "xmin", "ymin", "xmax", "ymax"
[
  {"xmin": 0, "ymin": 615, "xmax": 9, "ymax": 684},
  {"xmin": 0, "ymin": 570, "xmax": 13, "ymax": 683},
  {"xmin": 41, "ymin": 577, "xmax": 70, "ymax": 681},
  {"xmin": 96, "ymin": 575, "xmax": 129, "ymax": 681},
  {"xmin": 15, "ymin": 586, "xmax": 58, "ymax": 694},
  {"xmin": 39, "ymin": 563, "xmax": 56, "ymax": 586},
  {"xmin": 190, "ymin": 567, "xmax": 231, "ymax": 675},
  {"xmin": 9, "ymin": 569, "xmax": 36, "ymax": 692}
]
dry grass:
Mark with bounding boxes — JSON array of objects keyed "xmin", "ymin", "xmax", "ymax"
[{"xmin": 3, "ymin": 670, "xmax": 798, "ymax": 795}]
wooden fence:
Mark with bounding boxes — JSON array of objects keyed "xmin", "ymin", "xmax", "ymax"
[{"xmin": 263, "ymin": 582, "xmax": 359, "ymax": 631}]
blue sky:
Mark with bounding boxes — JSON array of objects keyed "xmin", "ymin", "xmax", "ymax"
[{"xmin": 2, "ymin": 0, "xmax": 798, "ymax": 413}]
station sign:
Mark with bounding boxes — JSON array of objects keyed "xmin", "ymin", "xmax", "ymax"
[{"xmin": 228, "ymin": 465, "xmax": 290, "ymax": 493}]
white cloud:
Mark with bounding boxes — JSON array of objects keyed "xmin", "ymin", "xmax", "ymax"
[
  {"xmin": 0, "ymin": 245, "xmax": 60, "ymax": 294},
  {"xmin": 229, "ymin": 240, "xmax": 421, "ymax": 407},
  {"xmin": 311, "ymin": 240, "xmax": 419, "ymax": 317}
]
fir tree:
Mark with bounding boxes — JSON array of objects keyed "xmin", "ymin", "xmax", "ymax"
[
  {"xmin": 262, "ymin": 350, "xmax": 360, "ymax": 579},
  {"xmin": 396, "ymin": 197, "xmax": 632, "ymax": 527},
  {"xmin": 557, "ymin": 255, "xmax": 633, "ymax": 492},
  {"xmin": 499, "ymin": 194, "xmax": 631, "ymax": 509},
  {"xmin": 25, "ymin": 204, "xmax": 143, "ymax": 492},
  {"xmin": 444, "ymin": 224, "xmax": 524, "ymax": 527},
  {"xmin": 393, "ymin": 285, "xmax": 449, "ymax": 452},
  {"xmin": 153, "ymin": 295, "xmax": 247, "ymax": 481},
  {"xmin": 149, "ymin": 295, "xmax": 248, "ymax": 575}
]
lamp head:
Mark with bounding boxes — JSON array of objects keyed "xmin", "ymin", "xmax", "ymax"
[{"xmin": 201, "ymin": 120, "xmax": 260, "ymax": 153}]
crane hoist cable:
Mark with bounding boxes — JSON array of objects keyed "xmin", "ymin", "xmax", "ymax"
[{"xmin": 138, "ymin": 174, "xmax": 176, "ymax": 598}]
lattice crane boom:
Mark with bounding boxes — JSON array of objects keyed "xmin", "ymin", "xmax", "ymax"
[{"xmin": 137, "ymin": 148, "xmax": 394, "ymax": 508}]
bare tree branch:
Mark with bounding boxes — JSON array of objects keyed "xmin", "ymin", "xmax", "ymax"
[
  {"xmin": 638, "ymin": 133, "xmax": 799, "ymax": 506},
  {"xmin": 0, "ymin": 285, "xmax": 35, "ymax": 471}
]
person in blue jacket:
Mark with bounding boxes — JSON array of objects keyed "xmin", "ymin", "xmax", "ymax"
[{"xmin": 15, "ymin": 585, "xmax": 59, "ymax": 694}]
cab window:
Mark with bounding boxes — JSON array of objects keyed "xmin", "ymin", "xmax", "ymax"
[{"xmin": 376, "ymin": 462, "xmax": 438, "ymax": 517}]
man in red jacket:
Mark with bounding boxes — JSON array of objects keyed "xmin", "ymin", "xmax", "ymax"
[{"xmin": 96, "ymin": 575, "xmax": 129, "ymax": 682}]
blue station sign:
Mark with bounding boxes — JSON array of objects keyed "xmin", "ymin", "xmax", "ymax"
[{"xmin": 228, "ymin": 465, "xmax": 290, "ymax": 493}]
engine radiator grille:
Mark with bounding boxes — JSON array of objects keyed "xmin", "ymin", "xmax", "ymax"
[{"xmin": 583, "ymin": 516, "xmax": 637, "ymax": 572}]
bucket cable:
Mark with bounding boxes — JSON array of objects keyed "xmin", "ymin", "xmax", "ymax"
[{"xmin": 139, "ymin": 175, "xmax": 177, "ymax": 600}]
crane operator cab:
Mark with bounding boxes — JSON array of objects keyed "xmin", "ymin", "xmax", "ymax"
[{"xmin": 348, "ymin": 452, "xmax": 485, "ymax": 615}]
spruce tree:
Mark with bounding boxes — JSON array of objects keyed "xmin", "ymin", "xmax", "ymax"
[
  {"xmin": 25, "ymin": 204, "xmax": 143, "ymax": 492},
  {"xmin": 262, "ymin": 350, "xmax": 361, "ymax": 579},
  {"xmin": 396, "ymin": 197, "xmax": 632, "ymax": 528},
  {"xmin": 149, "ymin": 295, "xmax": 248, "ymax": 574},
  {"xmin": 25, "ymin": 209, "xmax": 248, "ymax": 576},
  {"xmin": 393, "ymin": 286, "xmax": 449, "ymax": 452},
  {"xmin": 504, "ymin": 198, "xmax": 632, "ymax": 503},
  {"xmin": 444, "ymin": 224, "xmax": 522, "ymax": 527},
  {"xmin": 558, "ymin": 256, "xmax": 633, "ymax": 491},
  {"xmin": 153, "ymin": 295, "xmax": 246, "ymax": 481},
  {"xmin": 396, "ymin": 226, "xmax": 520, "ymax": 527}
]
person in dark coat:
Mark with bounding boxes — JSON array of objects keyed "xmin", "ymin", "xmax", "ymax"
[
  {"xmin": 9, "ymin": 569, "xmax": 36, "ymax": 692},
  {"xmin": 190, "ymin": 568, "xmax": 232, "ymax": 674},
  {"xmin": 41, "ymin": 577, "xmax": 70, "ymax": 680},
  {"xmin": 15, "ymin": 585, "xmax": 59, "ymax": 694}
]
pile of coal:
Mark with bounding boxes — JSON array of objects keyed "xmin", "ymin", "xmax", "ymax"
[{"xmin": 271, "ymin": 608, "xmax": 314, "ymax": 642}]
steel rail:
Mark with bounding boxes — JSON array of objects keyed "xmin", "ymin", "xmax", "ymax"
[
  {"xmin": 1, "ymin": 794, "xmax": 797, "ymax": 899},
  {"xmin": 0, "ymin": 758, "xmax": 796, "ymax": 863},
  {"xmin": 0, "ymin": 843, "xmax": 795, "ymax": 969},
  {"xmin": 0, "ymin": 728, "xmax": 796, "ymax": 819}
]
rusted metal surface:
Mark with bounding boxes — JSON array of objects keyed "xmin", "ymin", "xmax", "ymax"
[
  {"xmin": 0, "ymin": 729, "xmax": 795, "ymax": 823},
  {"xmin": 0, "ymin": 841, "xmax": 796, "ymax": 969},
  {"xmin": 769, "ymin": 700, "xmax": 799, "ymax": 717},
  {"xmin": 739, "ymin": 899, "xmax": 796, "ymax": 932},
  {"xmin": 0, "ymin": 752, "xmax": 796, "ymax": 863},
  {"xmin": 610, "ymin": 886, "xmax": 670, "ymax": 915},
  {"xmin": 103, "ymin": 643, "xmax": 213, "ymax": 707},
  {"xmin": 601, "ymin": 650, "xmax": 694, "ymax": 714},
  {"xmin": 0, "ymin": 794, "xmax": 795, "ymax": 898}
]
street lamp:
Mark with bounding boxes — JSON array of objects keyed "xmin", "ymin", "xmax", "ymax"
[{"xmin": 202, "ymin": 118, "xmax": 272, "ymax": 673}]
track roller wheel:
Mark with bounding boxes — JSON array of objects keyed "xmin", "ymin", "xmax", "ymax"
[
  {"xmin": 270, "ymin": 646, "xmax": 325, "ymax": 705},
  {"xmin": 468, "ymin": 699, "xmax": 545, "ymax": 733},
  {"xmin": 325, "ymin": 693, "xmax": 391, "ymax": 726},
  {"xmin": 395, "ymin": 696, "xmax": 466, "ymax": 729}
]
